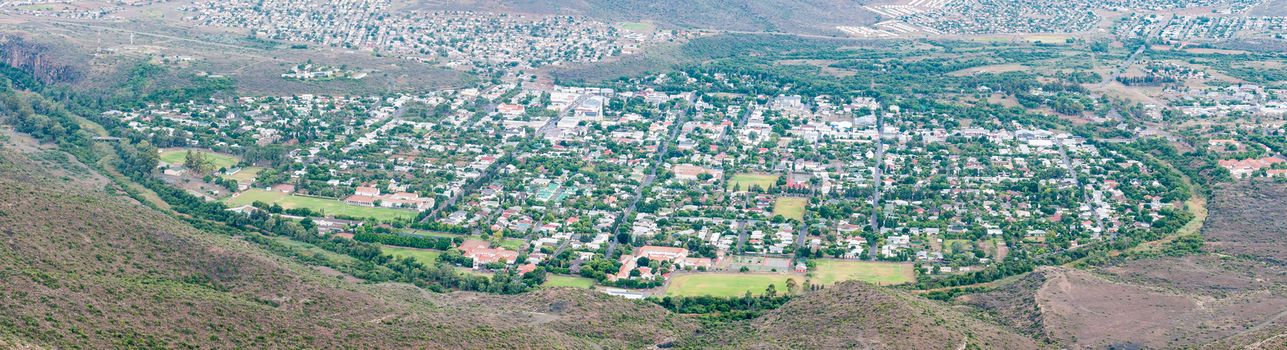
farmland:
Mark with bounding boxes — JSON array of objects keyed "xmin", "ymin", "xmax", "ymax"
[
  {"xmin": 810, "ymin": 260, "xmax": 915, "ymax": 286},
  {"xmin": 665, "ymin": 273, "xmax": 802, "ymax": 297},
  {"xmin": 225, "ymin": 189, "xmax": 416, "ymax": 221}
]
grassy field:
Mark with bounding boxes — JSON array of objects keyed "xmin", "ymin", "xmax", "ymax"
[
  {"xmin": 811, "ymin": 259, "xmax": 915, "ymax": 286},
  {"xmin": 620, "ymin": 22, "xmax": 654, "ymax": 31},
  {"xmin": 381, "ymin": 246, "xmax": 442, "ymax": 265},
  {"xmin": 17, "ymin": 4, "xmax": 56, "ymax": 10},
  {"xmin": 273, "ymin": 236, "xmax": 358, "ymax": 265},
  {"xmin": 160, "ymin": 149, "xmax": 239, "ymax": 169},
  {"xmin": 222, "ymin": 166, "xmax": 263, "ymax": 184},
  {"xmin": 407, "ymin": 229, "xmax": 464, "ymax": 239},
  {"xmin": 942, "ymin": 239, "xmax": 973, "ymax": 254},
  {"xmin": 666, "ymin": 273, "xmax": 802, "ymax": 297},
  {"xmin": 225, "ymin": 189, "xmax": 416, "ymax": 221},
  {"xmin": 1024, "ymin": 34, "xmax": 1072, "ymax": 44},
  {"xmin": 773, "ymin": 197, "xmax": 808, "ymax": 221},
  {"xmin": 543, "ymin": 275, "xmax": 596, "ymax": 289},
  {"xmin": 728, "ymin": 173, "xmax": 778, "ymax": 191}
]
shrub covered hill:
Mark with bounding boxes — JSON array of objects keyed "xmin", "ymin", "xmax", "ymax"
[{"xmin": 676, "ymin": 280, "xmax": 1044, "ymax": 350}]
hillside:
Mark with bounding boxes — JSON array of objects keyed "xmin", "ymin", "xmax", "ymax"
[
  {"xmin": 676, "ymin": 281, "xmax": 1044, "ymax": 349},
  {"xmin": 962, "ymin": 180, "xmax": 1287, "ymax": 349},
  {"xmin": 418, "ymin": 0, "xmax": 878, "ymax": 35},
  {"xmin": 0, "ymin": 134, "xmax": 695, "ymax": 349}
]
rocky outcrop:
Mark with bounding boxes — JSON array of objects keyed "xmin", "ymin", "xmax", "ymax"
[{"xmin": 0, "ymin": 34, "xmax": 79, "ymax": 84}]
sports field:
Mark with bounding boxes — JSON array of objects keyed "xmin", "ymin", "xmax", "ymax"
[
  {"xmin": 225, "ymin": 189, "xmax": 416, "ymax": 221},
  {"xmin": 381, "ymin": 246, "xmax": 442, "ymax": 265},
  {"xmin": 159, "ymin": 149, "xmax": 239, "ymax": 169},
  {"xmin": 543, "ymin": 275, "xmax": 596, "ymax": 289},
  {"xmin": 811, "ymin": 259, "xmax": 915, "ymax": 286},
  {"xmin": 773, "ymin": 197, "xmax": 808, "ymax": 221},
  {"xmin": 665, "ymin": 273, "xmax": 801, "ymax": 297},
  {"xmin": 728, "ymin": 173, "xmax": 778, "ymax": 191}
]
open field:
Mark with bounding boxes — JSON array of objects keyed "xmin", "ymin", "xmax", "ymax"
[
  {"xmin": 225, "ymin": 189, "xmax": 416, "ymax": 221},
  {"xmin": 948, "ymin": 63, "xmax": 1029, "ymax": 76},
  {"xmin": 222, "ymin": 166, "xmax": 263, "ymax": 184},
  {"xmin": 543, "ymin": 275, "xmax": 596, "ymax": 289},
  {"xmin": 407, "ymin": 229, "xmax": 465, "ymax": 239},
  {"xmin": 620, "ymin": 22, "xmax": 653, "ymax": 31},
  {"xmin": 811, "ymin": 260, "xmax": 915, "ymax": 286},
  {"xmin": 666, "ymin": 272, "xmax": 802, "ymax": 297},
  {"xmin": 381, "ymin": 246, "xmax": 442, "ymax": 265},
  {"xmin": 772, "ymin": 197, "xmax": 807, "ymax": 221},
  {"xmin": 728, "ymin": 173, "xmax": 778, "ymax": 191},
  {"xmin": 159, "ymin": 149, "xmax": 240, "ymax": 169}
]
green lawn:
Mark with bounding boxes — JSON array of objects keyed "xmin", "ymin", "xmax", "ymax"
[
  {"xmin": 222, "ymin": 166, "xmax": 263, "ymax": 184},
  {"xmin": 728, "ymin": 173, "xmax": 778, "ymax": 191},
  {"xmin": 496, "ymin": 238, "xmax": 525, "ymax": 251},
  {"xmin": 160, "ymin": 149, "xmax": 239, "ymax": 169},
  {"xmin": 773, "ymin": 197, "xmax": 808, "ymax": 221},
  {"xmin": 225, "ymin": 189, "xmax": 416, "ymax": 221},
  {"xmin": 666, "ymin": 273, "xmax": 801, "ymax": 297},
  {"xmin": 811, "ymin": 259, "xmax": 914, "ymax": 286},
  {"xmin": 381, "ymin": 246, "xmax": 442, "ymax": 265},
  {"xmin": 543, "ymin": 275, "xmax": 596, "ymax": 289}
]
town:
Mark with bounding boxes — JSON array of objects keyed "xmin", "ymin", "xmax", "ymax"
[
  {"xmin": 104, "ymin": 62, "xmax": 1283, "ymax": 298},
  {"xmin": 2, "ymin": 0, "xmax": 1286, "ymax": 348},
  {"xmin": 181, "ymin": 0, "xmax": 674, "ymax": 70}
]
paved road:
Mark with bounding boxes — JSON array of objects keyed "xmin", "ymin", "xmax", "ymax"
[
  {"xmin": 734, "ymin": 220, "xmax": 750, "ymax": 254},
  {"xmin": 868, "ymin": 110, "xmax": 885, "ymax": 260},
  {"xmin": 605, "ymin": 110, "xmax": 689, "ymax": 257},
  {"xmin": 537, "ymin": 94, "xmax": 590, "ymax": 139},
  {"xmin": 426, "ymin": 93, "xmax": 589, "ymax": 223},
  {"xmin": 1057, "ymin": 142, "xmax": 1106, "ymax": 239},
  {"xmin": 1103, "ymin": 16, "xmax": 1169, "ymax": 87}
]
